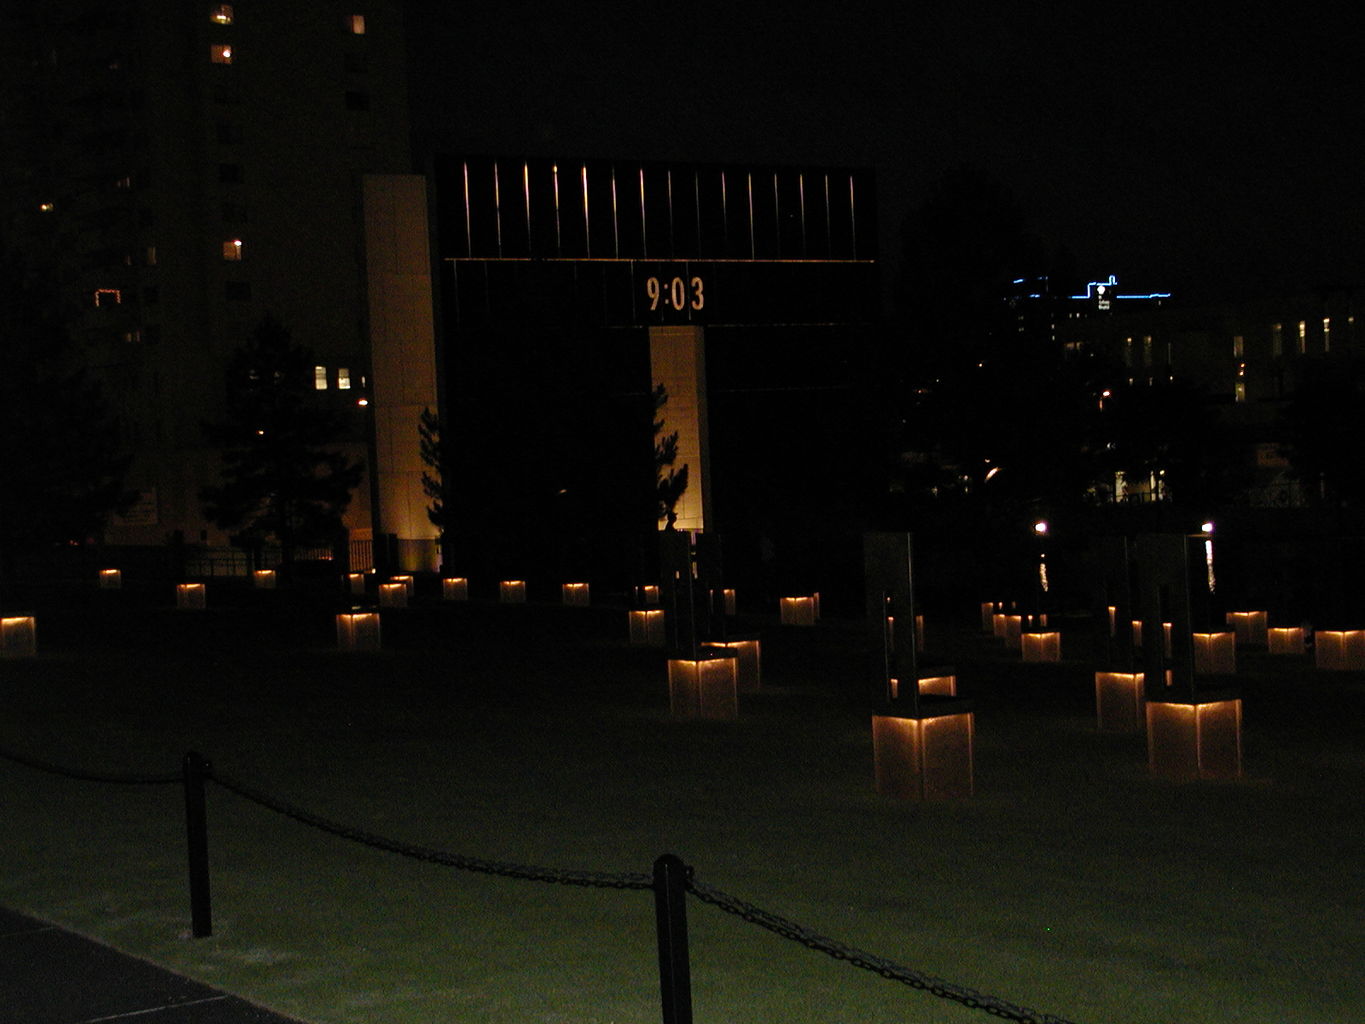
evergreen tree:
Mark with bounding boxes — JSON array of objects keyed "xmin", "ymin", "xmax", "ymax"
[
  {"xmin": 200, "ymin": 315, "xmax": 363, "ymax": 568},
  {"xmin": 652, "ymin": 384, "xmax": 689, "ymax": 530},
  {"xmin": 418, "ymin": 405, "xmax": 455, "ymax": 563}
]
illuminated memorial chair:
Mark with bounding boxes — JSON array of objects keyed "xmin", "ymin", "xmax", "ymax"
[
  {"xmin": 667, "ymin": 649, "xmax": 738, "ymax": 720},
  {"xmin": 1266, "ymin": 626, "xmax": 1305, "ymax": 656},
  {"xmin": 867, "ymin": 532, "xmax": 973, "ymax": 801},
  {"xmin": 1314, "ymin": 629, "xmax": 1365, "ymax": 670},
  {"xmin": 1020, "ymin": 630, "xmax": 1061, "ymax": 662},
  {"xmin": 779, "ymin": 595, "xmax": 817, "ymax": 626},
  {"xmin": 1094, "ymin": 671, "xmax": 1145, "ymax": 733},
  {"xmin": 336, "ymin": 611, "xmax": 382, "ymax": 651},
  {"xmin": 1134, "ymin": 534, "xmax": 1244, "ymax": 781},
  {"xmin": 628, "ymin": 609, "xmax": 666, "ymax": 646},
  {"xmin": 700, "ymin": 636, "xmax": 761, "ymax": 692},
  {"xmin": 0, "ymin": 616, "xmax": 37, "ymax": 658},
  {"xmin": 1225, "ymin": 611, "xmax": 1268, "ymax": 646},
  {"xmin": 1192, "ymin": 632, "xmax": 1236, "ymax": 675},
  {"xmin": 176, "ymin": 583, "xmax": 206, "ymax": 610}
]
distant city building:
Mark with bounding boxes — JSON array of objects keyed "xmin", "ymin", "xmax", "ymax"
[
  {"xmin": 1, "ymin": 4, "xmax": 879, "ymax": 587},
  {"xmin": 0, "ymin": 0, "xmax": 414, "ymax": 564}
]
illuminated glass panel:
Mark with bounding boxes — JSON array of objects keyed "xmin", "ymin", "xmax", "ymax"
[
  {"xmin": 1232, "ymin": 334, "xmax": 1244, "ymax": 357},
  {"xmin": 337, "ymin": 367, "xmax": 351, "ymax": 389},
  {"xmin": 1297, "ymin": 320, "xmax": 1307, "ymax": 354},
  {"xmin": 211, "ymin": 44, "xmax": 232, "ymax": 64},
  {"xmin": 314, "ymin": 365, "xmax": 328, "ymax": 390},
  {"xmin": 1323, "ymin": 317, "xmax": 1331, "ymax": 351}
]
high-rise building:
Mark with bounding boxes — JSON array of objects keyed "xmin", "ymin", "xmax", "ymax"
[{"xmin": 1, "ymin": 0, "xmax": 416, "ymax": 559}]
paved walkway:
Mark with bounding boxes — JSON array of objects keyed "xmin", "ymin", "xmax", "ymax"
[{"xmin": 0, "ymin": 907, "xmax": 309, "ymax": 1024}]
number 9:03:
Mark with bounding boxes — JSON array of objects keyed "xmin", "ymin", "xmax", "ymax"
[{"xmin": 646, "ymin": 275, "xmax": 704, "ymax": 312}]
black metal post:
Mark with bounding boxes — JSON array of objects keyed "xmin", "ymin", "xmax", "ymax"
[
  {"xmin": 182, "ymin": 751, "xmax": 213, "ymax": 938},
  {"xmin": 653, "ymin": 853, "xmax": 693, "ymax": 1024}
]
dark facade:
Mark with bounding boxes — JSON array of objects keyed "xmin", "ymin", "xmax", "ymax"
[{"xmin": 432, "ymin": 156, "xmax": 881, "ymax": 602}]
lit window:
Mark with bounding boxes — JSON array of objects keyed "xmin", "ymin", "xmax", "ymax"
[
  {"xmin": 146, "ymin": 245, "xmax": 157, "ymax": 266},
  {"xmin": 1142, "ymin": 335, "xmax": 1153, "ymax": 367},
  {"xmin": 114, "ymin": 175, "xmax": 133, "ymax": 190},
  {"xmin": 1271, "ymin": 323, "xmax": 1283, "ymax": 357},
  {"xmin": 1323, "ymin": 317, "xmax": 1331, "ymax": 352},
  {"xmin": 222, "ymin": 238, "xmax": 243, "ymax": 261},
  {"xmin": 1297, "ymin": 320, "xmax": 1307, "ymax": 354},
  {"xmin": 349, "ymin": 14, "xmax": 366, "ymax": 34},
  {"xmin": 1234, "ymin": 379, "xmax": 1246, "ymax": 403},
  {"xmin": 1232, "ymin": 335, "xmax": 1244, "ymax": 358},
  {"xmin": 337, "ymin": 367, "xmax": 351, "ymax": 389},
  {"xmin": 211, "ymin": 44, "xmax": 233, "ymax": 64},
  {"xmin": 314, "ymin": 365, "xmax": 329, "ymax": 390},
  {"xmin": 39, "ymin": 201, "xmax": 54, "ymax": 212},
  {"xmin": 94, "ymin": 288, "xmax": 122, "ymax": 307},
  {"xmin": 211, "ymin": 4, "xmax": 234, "ymax": 24}
]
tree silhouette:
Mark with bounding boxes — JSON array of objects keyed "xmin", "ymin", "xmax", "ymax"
[
  {"xmin": 200, "ymin": 315, "xmax": 363, "ymax": 568},
  {"xmin": 653, "ymin": 384, "xmax": 689, "ymax": 530}
]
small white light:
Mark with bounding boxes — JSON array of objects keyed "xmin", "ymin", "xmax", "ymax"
[{"xmin": 1033, "ymin": 520, "xmax": 1048, "ymax": 536}]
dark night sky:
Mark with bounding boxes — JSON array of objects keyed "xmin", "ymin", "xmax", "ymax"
[{"xmin": 406, "ymin": 3, "xmax": 1365, "ymax": 306}]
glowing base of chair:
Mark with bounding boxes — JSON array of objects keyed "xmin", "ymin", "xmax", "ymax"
[
  {"xmin": 0, "ymin": 616, "xmax": 37, "ymax": 658},
  {"xmin": 1315, "ymin": 630, "xmax": 1365, "ymax": 670},
  {"xmin": 176, "ymin": 583, "xmax": 206, "ymax": 610},
  {"xmin": 1020, "ymin": 631, "xmax": 1061, "ymax": 662},
  {"xmin": 888, "ymin": 674, "xmax": 957, "ymax": 699},
  {"xmin": 872, "ymin": 698, "xmax": 975, "ymax": 800},
  {"xmin": 1094, "ymin": 671, "xmax": 1145, "ymax": 733},
  {"xmin": 336, "ymin": 611, "xmax": 382, "ymax": 651},
  {"xmin": 378, "ymin": 583, "xmax": 408, "ymax": 608},
  {"xmin": 561, "ymin": 583, "xmax": 590, "ymax": 606},
  {"xmin": 1146, "ymin": 695, "xmax": 1242, "ymax": 780},
  {"xmin": 668, "ymin": 653, "xmax": 738, "ymax": 720},
  {"xmin": 1225, "ymin": 611, "xmax": 1268, "ymax": 646},
  {"xmin": 442, "ymin": 577, "xmax": 468, "ymax": 601},
  {"xmin": 629, "ymin": 609, "xmax": 666, "ymax": 647},
  {"xmin": 499, "ymin": 580, "xmax": 527, "ymax": 603},
  {"xmin": 1193, "ymin": 632, "xmax": 1236, "ymax": 675},
  {"xmin": 1266, "ymin": 627, "xmax": 1305, "ymax": 655},
  {"xmin": 779, "ymin": 596, "xmax": 817, "ymax": 626},
  {"xmin": 700, "ymin": 637, "xmax": 761, "ymax": 691}
]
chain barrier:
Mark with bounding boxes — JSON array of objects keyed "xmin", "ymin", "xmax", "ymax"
[
  {"xmin": 686, "ymin": 876, "xmax": 1083, "ymax": 1024},
  {"xmin": 208, "ymin": 768, "xmax": 653, "ymax": 891},
  {"xmin": 0, "ymin": 742, "xmax": 181, "ymax": 786},
  {"xmin": 1, "ymin": 741, "xmax": 1084, "ymax": 1022}
]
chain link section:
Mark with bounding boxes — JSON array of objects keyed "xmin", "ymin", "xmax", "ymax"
[
  {"xmin": 686, "ymin": 877, "xmax": 1083, "ymax": 1024},
  {"xmin": 0, "ymin": 742, "xmax": 181, "ymax": 786},
  {"xmin": 208, "ymin": 769, "xmax": 653, "ymax": 891}
]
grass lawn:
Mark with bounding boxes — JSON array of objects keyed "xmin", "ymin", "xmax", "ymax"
[{"xmin": 2, "ymin": 586, "xmax": 1363, "ymax": 1023}]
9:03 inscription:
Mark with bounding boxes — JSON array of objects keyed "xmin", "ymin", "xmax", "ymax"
[{"xmin": 645, "ymin": 275, "xmax": 704, "ymax": 313}]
